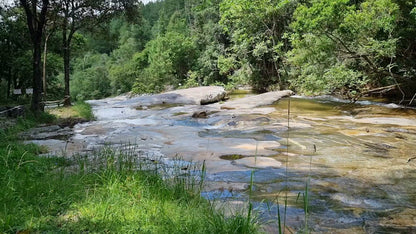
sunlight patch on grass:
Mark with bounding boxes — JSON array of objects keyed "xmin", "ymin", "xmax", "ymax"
[
  {"xmin": 47, "ymin": 101, "xmax": 94, "ymax": 120},
  {"xmin": 48, "ymin": 107, "xmax": 78, "ymax": 119}
]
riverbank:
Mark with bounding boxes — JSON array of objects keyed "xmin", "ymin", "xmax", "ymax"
[
  {"xmin": 6, "ymin": 86, "xmax": 416, "ymax": 233},
  {"xmin": 0, "ymin": 102, "xmax": 259, "ymax": 233},
  {"xmin": 76, "ymin": 88, "xmax": 415, "ymax": 233}
]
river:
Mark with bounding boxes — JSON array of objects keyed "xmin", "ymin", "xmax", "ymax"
[
  {"xmin": 26, "ymin": 89, "xmax": 416, "ymax": 233},
  {"xmin": 249, "ymin": 96, "xmax": 416, "ymax": 233}
]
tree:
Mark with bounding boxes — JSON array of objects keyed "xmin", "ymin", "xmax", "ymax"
[
  {"xmin": 188, "ymin": 0, "xmax": 229, "ymax": 86},
  {"xmin": 219, "ymin": 0, "xmax": 297, "ymax": 92},
  {"xmin": 0, "ymin": 6, "xmax": 31, "ymax": 101},
  {"xmin": 71, "ymin": 52, "xmax": 111, "ymax": 100},
  {"xmin": 288, "ymin": 0, "xmax": 400, "ymax": 99},
  {"xmin": 132, "ymin": 30, "xmax": 196, "ymax": 94},
  {"xmin": 131, "ymin": 8, "xmax": 197, "ymax": 94},
  {"xmin": 52, "ymin": 0, "xmax": 139, "ymax": 106},
  {"xmin": 20, "ymin": 0, "xmax": 49, "ymax": 112}
]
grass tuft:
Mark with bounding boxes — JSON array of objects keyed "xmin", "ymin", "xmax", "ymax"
[
  {"xmin": 47, "ymin": 101, "xmax": 94, "ymax": 121},
  {"xmin": 1, "ymin": 141, "xmax": 258, "ymax": 233}
]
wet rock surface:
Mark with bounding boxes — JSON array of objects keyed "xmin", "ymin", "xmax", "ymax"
[
  {"xmin": 232, "ymin": 156, "xmax": 282, "ymax": 169},
  {"xmin": 218, "ymin": 89, "xmax": 293, "ymax": 109},
  {"xmin": 20, "ymin": 125, "xmax": 73, "ymax": 140},
  {"xmin": 24, "ymin": 88, "xmax": 416, "ymax": 233},
  {"xmin": 119, "ymin": 86, "xmax": 227, "ymax": 107}
]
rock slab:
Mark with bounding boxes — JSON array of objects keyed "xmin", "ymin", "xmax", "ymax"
[
  {"xmin": 234, "ymin": 157, "xmax": 282, "ymax": 169},
  {"xmin": 220, "ymin": 90, "xmax": 293, "ymax": 109},
  {"xmin": 121, "ymin": 86, "xmax": 227, "ymax": 106}
]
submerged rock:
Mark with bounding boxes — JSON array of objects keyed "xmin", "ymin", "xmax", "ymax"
[
  {"xmin": 192, "ymin": 110, "xmax": 207, "ymax": 118},
  {"xmin": 233, "ymin": 157, "xmax": 282, "ymax": 169}
]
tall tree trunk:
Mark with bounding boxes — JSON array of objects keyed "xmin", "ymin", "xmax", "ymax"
[
  {"xmin": 13, "ymin": 72, "xmax": 17, "ymax": 94},
  {"xmin": 63, "ymin": 44, "xmax": 71, "ymax": 106},
  {"xmin": 63, "ymin": 20, "xmax": 71, "ymax": 106},
  {"xmin": 20, "ymin": 0, "xmax": 49, "ymax": 113},
  {"xmin": 7, "ymin": 67, "xmax": 12, "ymax": 99},
  {"xmin": 32, "ymin": 35, "xmax": 44, "ymax": 112},
  {"xmin": 43, "ymin": 33, "xmax": 50, "ymax": 98}
]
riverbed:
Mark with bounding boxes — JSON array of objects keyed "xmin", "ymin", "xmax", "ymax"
[
  {"xmin": 254, "ymin": 97, "xmax": 416, "ymax": 233},
  {"xmin": 26, "ymin": 88, "xmax": 416, "ymax": 233}
]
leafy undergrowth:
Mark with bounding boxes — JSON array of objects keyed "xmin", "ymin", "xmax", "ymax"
[{"xmin": 0, "ymin": 109, "xmax": 259, "ymax": 233}]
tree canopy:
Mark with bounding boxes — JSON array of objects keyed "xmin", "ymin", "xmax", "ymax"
[{"xmin": 1, "ymin": 0, "xmax": 415, "ymax": 108}]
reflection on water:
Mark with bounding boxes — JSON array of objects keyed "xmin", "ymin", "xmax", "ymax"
[
  {"xmin": 252, "ymin": 97, "xmax": 416, "ymax": 233},
  {"xmin": 227, "ymin": 89, "xmax": 256, "ymax": 100}
]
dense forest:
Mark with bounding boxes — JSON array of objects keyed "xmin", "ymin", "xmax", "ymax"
[{"xmin": 1, "ymin": 0, "xmax": 415, "ymax": 110}]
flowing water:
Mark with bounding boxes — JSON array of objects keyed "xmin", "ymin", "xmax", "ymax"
[
  {"xmin": 246, "ymin": 97, "xmax": 416, "ymax": 233},
  {"xmin": 29, "ymin": 92, "xmax": 416, "ymax": 233}
]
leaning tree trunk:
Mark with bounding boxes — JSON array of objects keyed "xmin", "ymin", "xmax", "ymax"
[{"xmin": 42, "ymin": 33, "xmax": 51, "ymax": 98}]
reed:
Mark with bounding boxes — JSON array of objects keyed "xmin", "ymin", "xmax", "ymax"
[{"xmin": 0, "ymin": 140, "xmax": 258, "ymax": 233}]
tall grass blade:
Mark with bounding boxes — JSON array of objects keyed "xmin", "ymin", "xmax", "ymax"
[
  {"xmin": 277, "ymin": 201, "xmax": 282, "ymax": 234},
  {"xmin": 283, "ymin": 97, "xmax": 291, "ymax": 233}
]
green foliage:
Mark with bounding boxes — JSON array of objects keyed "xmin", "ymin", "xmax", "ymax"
[
  {"xmin": 220, "ymin": 0, "xmax": 296, "ymax": 92},
  {"xmin": 182, "ymin": 71, "xmax": 200, "ymax": 88},
  {"xmin": 0, "ymin": 5, "xmax": 64, "ymax": 104},
  {"xmin": 71, "ymin": 53, "xmax": 112, "ymax": 100},
  {"xmin": 6, "ymin": 0, "xmax": 411, "ymax": 102},
  {"xmin": 132, "ymin": 30, "xmax": 197, "ymax": 94},
  {"xmin": 72, "ymin": 101, "xmax": 94, "ymax": 120},
  {"xmin": 43, "ymin": 52, "xmax": 65, "ymax": 100},
  {"xmin": 108, "ymin": 37, "xmax": 139, "ymax": 94},
  {"xmin": 0, "ymin": 7, "xmax": 31, "ymax": 101},
  {"xmin": 189, "ymin": 1, "xmax": 229, "ymax": 86},
  {"xmin": 288, "ymin": 0, "xmax": 400, "ymax": 97}
]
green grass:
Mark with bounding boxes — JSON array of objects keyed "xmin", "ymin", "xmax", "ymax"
[
  {"xmin": 47, "ymin": 101, "xmax": 94, "ymax": 121},
  {"xmin": 0, "ymin": 112, "xmax": 259, "ymax": 233},
  {"xmin": 172, "ymin": 112, "xmax": 188, "ymax": 116},
  {"xmin": 0, "ymin": 146, "xmax": 258, "ymax": 233},
  {"xmin": 72, "ymin": 101, "xmax": 94, "ymax": 120}
]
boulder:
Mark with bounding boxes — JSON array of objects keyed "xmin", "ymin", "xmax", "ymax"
[
  {"xmin": 121, "ymin": 86, "xmax": 227, "ymax": 106},
  {"xmin": 219, "ymin": 90, "xmax": 293, "ymax": 109},
  {"xmin": 192, "ymin": 111, "xmax": 207, "ymax": 118},
  {"xmin": 168, "ymin": 86, "xmax": 226, "ymax": 105}
]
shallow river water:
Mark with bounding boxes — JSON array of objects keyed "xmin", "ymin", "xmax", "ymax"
[
  {"xmin": 32, "ymin": 91, "xmax": 416, "ymax": 233},
  {"xmin": 250, "ymin": 97, "xmax": 416, "ymax": 233}
]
